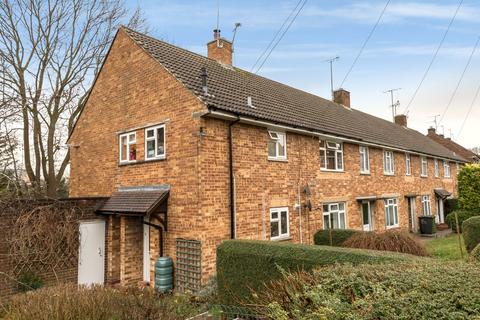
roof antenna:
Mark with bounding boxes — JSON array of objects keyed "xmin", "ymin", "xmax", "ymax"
[
  {"xmin": 232, "ymin": 22, "xmax": 242, "ymax": 51},
  {"xmin": 216, "ymin": 0, "xmax": 220, "ymax": 46}
]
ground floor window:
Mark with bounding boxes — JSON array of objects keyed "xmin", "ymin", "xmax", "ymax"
[
  {"xmin": 384, "ymin": 198, "xmax": 399, "ymax": 228},
  {"xmin": 422, "ymin": 195, "xmax": 431, "ymax": 216},
  {"xmin": 323, "ymin": 202, "xmax": 346, "ymax": 229},
  {"xmin": 270, "ymin": 207, "xmax": 289, "ymax": 240}
]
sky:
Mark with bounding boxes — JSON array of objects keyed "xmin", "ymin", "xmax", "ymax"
[{"xmin": 126, "ymin": 0, "xmax": 480, "ymax": 149}]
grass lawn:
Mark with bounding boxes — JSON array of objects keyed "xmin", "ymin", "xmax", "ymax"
[{"xmin": 425, "ymin": 234, "xmax": 467, "ymax": 261}]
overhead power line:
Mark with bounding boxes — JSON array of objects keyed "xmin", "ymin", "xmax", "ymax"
[
  {"xmin": 340, "ymin": 0, "xmax": 390, "ymax": 88},
  {"xmin": 254, "ymin": 0, "xmax": 308, "ymax": 74},
  {"xmin": 403, "ymin": 0, "xmax": 464, "ymax": 114},
  {"xmin": 457, "ymin": 80, "xmax": 480, "ymax": 139},
  {"xmin": 250, "ymin": 0, "xmax": 303, "ymax": 72},
  {"xmin": 439, "ymin": 36, "xmax": 480, "ymax": 125}
]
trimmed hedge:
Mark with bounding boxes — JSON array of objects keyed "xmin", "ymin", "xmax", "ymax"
[
  {"xmin": 313, "ymin": 229, "xmax": 360, "ymax": 246},
  {"xmin": 446, "ymin": 209, "xmax": 478, "ymax": 232},
  {"xmin": 458, "ymin": 164, "xmax": 480, "ymax": 212},
  {"xmin": 463, "ymin": 216, "xmax": 480, "ymax": 252},
  {"xmin": 216, "ymin": 240, "xmax": 418, "ymax": 305},
  {"xmin": 471, "ymin": 244, "xmax": 480, "ymax": 263},
  {"xmin": 444, "ymin": 198, "xmax": 459, "ymax": 215},
  {"xmin": 252, "ymin": 261, "xmax": 480, "ymax": 319}
]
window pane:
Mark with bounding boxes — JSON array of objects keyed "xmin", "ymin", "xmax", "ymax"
[
  {"xmin": 323, "ymin": 215, "xmax": 330, "ymax": 229},
  {"xmin": 331, "ymin": 213, "xmax": 339, "ymax": 229},
  {"xmin": 129, "ymin": 133, "xmax": 135, "ymax": 142},
  {"xmin": 146, "ymin": 140, "xmax": 155, "ymax": 158},
  {"xmin": 278, "ymin": 136, "xmax": 285, "ymax": 157},
  {"xmin": 339, "ymin": 203, "xmax": 345, "ymax": 211},
  {"xmin": 157, "ymin": 127, "xmax": 165, "ymax": 155},
  {"xmin": 146, "ymin": 129, "xmax": 154, "ymax": 138},
  {"xmin": 331, "ymin": 204, "xmax": 339, "ymax": 211},
  {"xmin": 326, "ymin": 150, "xmax": 336, "ymax": 169},
  {"xmin": 129, "ymin": 143, "xmax": 136, "ymax": 161},
  {"xmin": 121, "ymin": 136, "xmax": 127, "ymax": 161},
  {"xmin": 320, "ymin": 150, "xmax": 326, "ymax": 168},
  {"xmin": 336, "ymin": 151, "xmax": 343, "ymax": 170},
  {"xmin": 271, "ymin": 211, "xmax": 278, "ymax": 219},
  {"xmin": 323, "ymin": 205, "xmax": 328, "ymax": 212},
  {"xmin": 339, "ymin": 212, "xmax": 345, "ymax": 229},
  {"xmin": 270, "ymin": 221, "xmax": 279, "ymax": 238},
  {"xmin": 280, "ymin": 211, "xmax": 288, "ymax": 235},
  {"xmin": 268, "ymin": 140, "xmax": 276, "ymax": 157},
  {"xmin": 320, "ymin": 140, "xmax": 325, "ymax": 148}
]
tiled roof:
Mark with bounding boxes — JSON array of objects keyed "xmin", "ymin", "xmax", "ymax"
[
  {"xmin": 96, "ymin": 189, "xmax": 169, "ymax": 215},
  {"xmin": 123, "ymin": 27, "xmax": 465, "ymax": 162},
  {"xmin": 427, "ymin": 132, "xmax": 478, "ymax": 163}
]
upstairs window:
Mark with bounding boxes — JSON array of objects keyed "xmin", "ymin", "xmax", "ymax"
[
  {"xmin": 359, "ymin": 146, "xmax": 370, "ymax": 174},
  {"xmin": 323, "ymin": 202, "xmax": 346, "ymax": 229},
  {"xmin": 320, "ymin": 140, "xmax": 343, "ymax": 171},
  {"xmin": 145, "ymin": 125, "xmax": 166, "ymax": 160},
  {"xmin": 383, "ymin": 150, "xmax": 394, "ymax": 175},
  {"xmin": 405, "ymin": 153, "xmax": 411, "ymax": 176},
  {"xmin": 268, "ymin": 131, "xmax": 287, "ymax": 160},
  {"xmin": 119, "ymin": 132, "xmax": 136, "ymax": 163},
  {"xmin": 444, "ymin": 161, "xmax": 451, "ymax": 178},
  {"xmin": 421, "ymin": 157, "xmax": 428, "ymax": 177},
  {"xmin": 270, "ymin": 207, "xmax": 289, "ymax": 240},
  {"xmin": 384, "ymin": 198, "xmax": 399, "ymax": 228},
  {"xmin": 422, "ymin": 195, "xmax": 431, "ymax": 215},
  {"xmin": 434, "ymin": 159, "xmax": 439, "ymax": 177}
]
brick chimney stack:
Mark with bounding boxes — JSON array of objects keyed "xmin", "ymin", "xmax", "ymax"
[
  {"xmin": 427, "ymin": 127, "xmax": 436, "ymax": 136},
  {"xmin": 207, "ymin": 29, "xmax": 233, "ymax": 65},
  {"xmin": 333, "ymin": 89, "xmax": 350, "ymax": 108},
  {"xmin": 394, "ymin": 114, "xmax": 408, "ymax": 127}
]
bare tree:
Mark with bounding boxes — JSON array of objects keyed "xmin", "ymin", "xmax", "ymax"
[{"xmin": 0, "ymin": 0, "xmax": 147, "ymax": 197}]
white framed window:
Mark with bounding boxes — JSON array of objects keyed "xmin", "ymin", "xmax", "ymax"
[
  {"xmin": 383, "ymin": 150, "xmax": 395, "ymax": 175},
  {"xmin": 145, "ymin": 125, "xmax": 166, "ymax": 160},
  {"xmin": 405, "ymin": 153, "xmax": 411, "ymax": 176},
  {"xmin": 320, "ymin": 140, "xmax": 343, "ymax": 171},
  {"xmin": 384, "ymin": 198, "xmax": 399, "ymax": 229},
  {"xmin": 434, "ymin": 159, "xmax": 439, "ymax": 177},
  {"xmin": 322, "ymin": 202, "xmax": 346, "ymax": 229},
  {"xmin": 443, "ymin": 161, "xmax": 451, "ymax": 178},
  {"xmin": 359, "ymin": 146, "xmax": 370, "ymax": 174},
  {"xmin": 268, "ymin": 131, "xmax": 287, "ymax": 160},
  {"xmin": 421, "ymin": 157, "xmax": 428, "ymax": 177},
  {"xmin": 422, "ymin": 195, "xmax": 431, "ymax": 215},
  {"xmin": 270, "ymin": 207, "xmax": 289, "ymax": 240},
  {"xmin": 119, "ymin": 132, "xmax": 137, "ymax": 163}
]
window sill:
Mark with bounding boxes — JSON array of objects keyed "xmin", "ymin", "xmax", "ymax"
[
  {"xmin": 420, "ymin": 175, "xmax": 428, "ymax": 178},
  {"xmin": 383, "ymin": 173, "xmax": 395, "ymax": 176},
  {"xmin": 321, "ymin": 169, "xmax": 345, "ymax": 173},
  {"xmin": 119, "ymin": 157, "xmax": 166, "ymax": 167},
  {"xmin": 386, "ymin": 224, "xmax": 399, "ymax": 230},
  {"xmin": 360, "ymin": 172, "xmax": 370, "ymax": 175},
  {"xmin": 271, "ymin": 236, "xmax": 291, "ymax": 242},
  {"xmin": 145, "ymin": 156, "xmax": 166, "ymax": 162},
  {"xmin": 268, "ymin": 157, "xmax": 288, "ymax": 162}
]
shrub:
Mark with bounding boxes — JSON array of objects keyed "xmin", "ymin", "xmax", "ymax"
[
  {"xmin": 216, "ymin": 240, "xmax": 418, "ymax": 305},
  {"xmin": 313, "ymin": 229, "xmax": 360, "ymax": 246},
  {"xmin": 342, "ymin": 230, "xmax": 429, "ymax": 256},
  {"xmin": 446, "ymin": 209, "xmax": 478, "ymax": 232},
  {"xmin": 444, "ymin": 198, "xmax": 459, "ymax": 215},
  {"xmin": 249, "ymin": 261, "xmax": 480, "ymax": 319},
  {"xmin": 17, "ymin": 272, "xmax": 43, "ymax": 292},
  {"xmin": 1, "ymin": 284, "xmax": 204, "ymax": 320},
  {"xmin": 458, "ymin": 164, "xmax": 480, "ymax": 212},
  {"xmin": 463, "ymin": 216, "xmax": 480, "ymax": 252},
  {"xmin": 471, "ymin": 244, "xmax": 480, "ymax": 263}
]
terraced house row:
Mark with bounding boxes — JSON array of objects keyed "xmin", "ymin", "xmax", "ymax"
[{"xmin": 68, "ymin": 27, "xmax": 468, "ymax": 290}]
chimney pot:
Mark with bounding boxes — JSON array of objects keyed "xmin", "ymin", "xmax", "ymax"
[
  {"xmin": 427, "ymin": 127, "xmax": 436, "ymax": 136},
  {"xmin": 207, "ymin": 29, "xmax": 233, "ymax": 65},
  {"xmin": 394, "ymin": 114, "xmax": 408, "ymax": 127},
  {"xmin": 333, "ymin": 89, "xmax": 350, "ymax": 108}
]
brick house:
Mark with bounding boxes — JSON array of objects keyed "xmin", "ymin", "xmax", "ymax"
[
  {"xmin": 426, "ymin": 128, "xmax": 479, "ymax": 163},
  {"xmin": 68, "ymin": 27, "xmax": 466, "ymax": 290}
]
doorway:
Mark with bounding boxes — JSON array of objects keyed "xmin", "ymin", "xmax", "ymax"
[
  {"xmin": 436, "ymin": 198, "xmax": 445, "ymax": 224},
  {"xmin": 78, "ymin": 220, "xmax": 105, "ymax": 285},
  {"xmin": 361, "ymin": 201, "xmax": 373, "ymax": 231},
  {"xmin": 407, "ymin": 197, "xmax": 416, "ymax": 232}
]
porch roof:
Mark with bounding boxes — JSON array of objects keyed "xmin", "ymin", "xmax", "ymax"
[
  {"xmin": 96, "ymin": 186, "xmax": 169, "ymax": 216},
  {"xmin": 434, "ymin": 188, "xmax": 452, "ymax": 199}
]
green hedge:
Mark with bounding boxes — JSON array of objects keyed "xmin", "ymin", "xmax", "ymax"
[
  {"xmin": 313, "ymin": 229, "xmax": 361, "ymax": 246},
  {"xmin": 444, "ymin": 198, "xmax": 459, "ymax": 215},
  {"xmin": 216, "ymin": 240, "xmax": 418, "ymax": 305},
  {"xmin": 471, "ymin": 244, "xmax": 480, "ymax": 263},
  {"xmin": 463, "ymin": 216, "xmax": 480, "ymax": 252},
  {"xmin": 254, "ymin": 261, "xmax": 480, "ymax": 319},
  {"xmin": 445, "ymin": 210, "xmax": 478, "ymax": 232},
  {"xmin": 458, "ymin": 164, "xmax": 480, "ymax": 212}
]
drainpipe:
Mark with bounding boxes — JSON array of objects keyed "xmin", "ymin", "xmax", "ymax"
[{"xmin": 228, "ymin": 118, "xmax": 240, "ymax": 239}]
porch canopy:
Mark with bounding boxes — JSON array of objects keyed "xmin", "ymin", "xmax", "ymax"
[
  {"xmin": 434, "ymin": 188, "xmax": 451, "ymax": 199},
  {"xmin": 96, "ymin": 185, "xmax": 169, "ymax": 228}
]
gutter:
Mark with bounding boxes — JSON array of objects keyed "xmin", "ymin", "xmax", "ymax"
[
  {"xmin": 205, "ymin": 108, "xmax": 467, "ymax": 164},
  {"xmin": 228, "ymin": 117, "xmax": 240, "ymax": 239}
]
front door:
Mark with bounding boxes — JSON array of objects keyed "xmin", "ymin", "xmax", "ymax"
[
  {"xmin": 436, "ymin": 198, "xmax": 445, "ymax": 224},
  {"xmin": 408, "ymin": 197, "xmax": 416, "ymax": 232},
  {"xmin": 78, "ymin": 220, "xmax": 105, "ymax": 285},
  {"xmin": 362, "ymin": 201, "xmax": 372, "ymax": 231},
  {"xmin": 143, "ymin": 219, "xmax": 151, "ymax": 283}
]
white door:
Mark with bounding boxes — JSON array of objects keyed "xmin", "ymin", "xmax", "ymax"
[
  {"xmin": 78, "ymin": 220, "xmax": 105, "ymax": 285},
  {"xmin": 362, "ymin": 201, "xmax": 372, "ymax": 231},
  {"xmin": 437, "ymin": 198, "xmax": 445, "ymax": 224},
  {"xmin": 143, "ymin": 220, "xmax": 150, "ymax": 283},
  {"xmin": 409, "ymin": 197, "xmax": 416, "ymax": 232}
]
